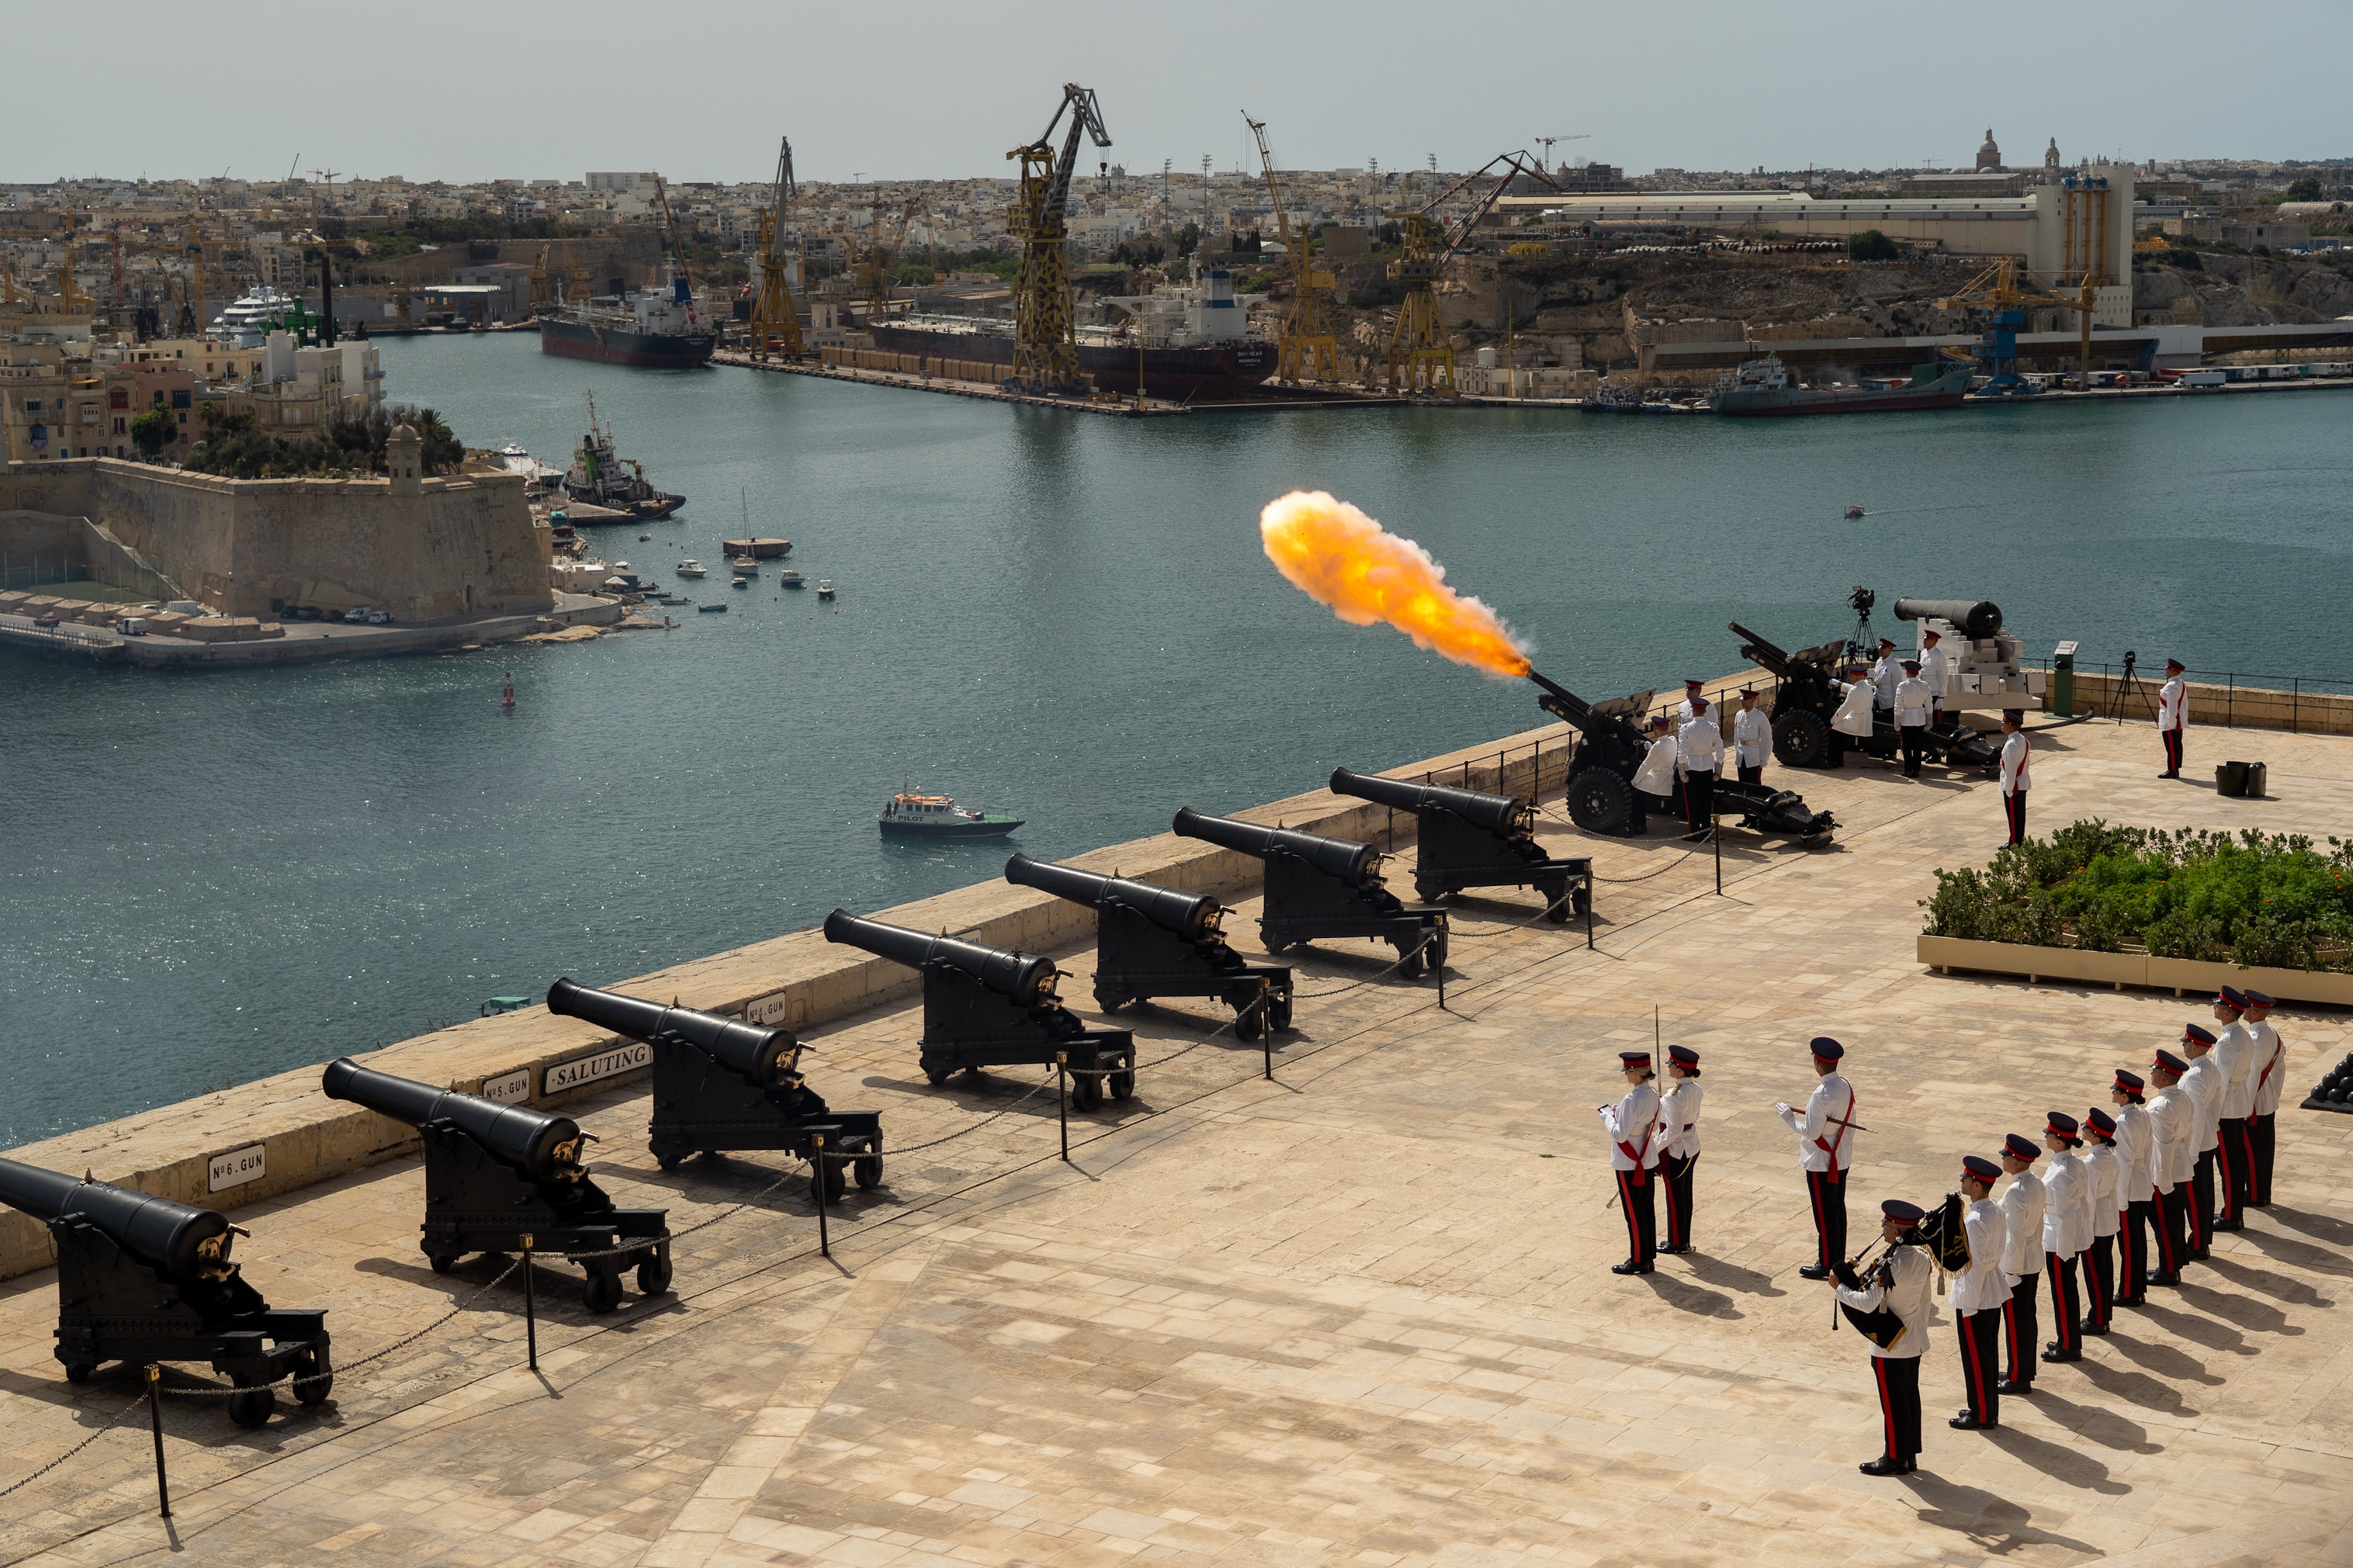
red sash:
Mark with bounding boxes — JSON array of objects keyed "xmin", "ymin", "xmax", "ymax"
[
  {"xmin": 1615, "ymin": 1102, "xmax": 1657, "ymax": 1185},
  {"xmin": 2255, "ymin": 1037, "xmax": 2284, "ymax": 1095},
  {"xmin": 1814, "ymin": 1089, "xmax": 1857, "ymax": 1184}
]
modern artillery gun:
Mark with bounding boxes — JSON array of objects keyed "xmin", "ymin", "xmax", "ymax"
[
  {"xmin": 1003, "ymin": 855, "xmax": 1294, "ymax": 1039},
  {"xmin": 1529, "ymin": 670, "xmax": 1836, "ymax": 842},
  {"xmin": 1327, "ymin": 767, "xmax": 1591, "ymax": 920},
  {"xmin": 821, "ymin": 911, "xmax": 1137, "ymax": 1109},
  {"xmin": 546, "ymin": 979, "xmax": 882, "ymax": 1201},
  {"xmin": 1729, "ymin": 618, "xmax": 2001, "ymax": 774},
  {"xmin": 321, "ymin": 1059, "xmax": 671, "ymax": 1313},
  {"xmin": 0, "ymin": 1158, "xmax": 331, "ymax": 1427},
  {"xmin": 1170, "ymin": 808, "xmax": 1448, "ymax": 975}
]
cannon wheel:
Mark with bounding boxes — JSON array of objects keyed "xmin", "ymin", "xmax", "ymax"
[
  {"xmin": 1110, "ymin": 1067, "xmax": 1135, "ymax": 1100},
  {"xmin": 293, "ymin": 1343, "xmax": 334, "ymax": 1406},
  {"xmin": 1773, "ymin": 709, "xmax": 1829, "ymax": 767},
  {"xmin": 425, "ymin": 1249, "xmax": 459, "ymax": 1276},
  {"xmin": 63, "ymin": 1359, "xmax": 96, "ymax": 1384},
  {"xmin": 923, "ymin": 1066, "xmax": 951, "ymax": 1087},
  {"xmin": 1093, "ymin": 988, "xmax": 1125, "ymax": 1012},
  {"xmin": 1269, "ymin": 994, "xmax": 1294, "ymax": 1032},
  {"xmin": 1234, "ymin": 1002, "xmax": 1264, "ymax": 1042},
  {"xmin": 1395, "ymin": 938, "xmax": 1426, "ymax": 978},
  {"xmin": 636, "ymin": 1249, "xmax": 674, "ymax": 1297},
  {"xmin": 654, "ymin": 1151, "xmax": 684, "ymax": 1173},
  {"xmin": 227, "ymin": 1378, "xmax": 275, "ymax": 1430},
  {"xmin": 1071, "ymin": 1071, "xmax": 1104, "ymax": 1113},
  {"xmin": 812, "ymin": 1156, "xmax": 847, "ymax": 1206},
  {"xmin": 584, "ymin": 1266, "xmax": 624, "ymax": 1314},
  {"xmin": 1540, "ymin": 878, "xmax": 1573, "ymax": 923},
  {"xmin": 854, "ymin": 1141, "xmax": 884, "ymax": 1190},
  {"xmin": 1565, "ymin": 767, "xmax": 1634, "ymax": 835}
]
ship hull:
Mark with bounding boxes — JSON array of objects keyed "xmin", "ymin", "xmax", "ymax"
[
  {"xmin": 867, "ymin": 323, "xmax": 1276, "ymax": 399},
  {"xmin": 539, "ymin": 318, "xmax": 716, "ymax": 369},
  {"xmin": 1710, "ymin": 369, "xmax": 1972, "ymax": 417}
]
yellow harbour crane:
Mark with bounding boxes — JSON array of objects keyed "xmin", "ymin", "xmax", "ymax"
[
  {"xmin": 55, "ymin": 209, "xmax": 94, "ymax": 313},
  {"xmin": 528, "ymin": 243, "xmax": 554, "ymax": 310},
  {"xmin": 1006, "ymin": 81, "xmax": 1109, "ymax": 393},
  {"xmin": 1242, "ymin": 110, "xmax": 1339, "ymax": 386},
  {"xmin": 1938, "ymin": 255, "xmax": 2101, "ymax": 389},
  {"xmin": 1383, "ymin": 151, "xmax": 1560, "ymax": 394},
  {"xmin": 860, "ymin": 195, "xmax": 924, "ymax": 323},
  {"xmin": 748, "ymin": 136, "xmax": 806, "ymax": 357}
]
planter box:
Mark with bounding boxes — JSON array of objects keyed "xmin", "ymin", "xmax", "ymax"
[{"xmin": 1918, "ymin": 934, "xmax": 2353, "ymax": 1006}]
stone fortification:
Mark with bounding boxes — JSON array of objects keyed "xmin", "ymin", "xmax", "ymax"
[{"xmin": 0, "ymin": 455, "xmax": 553, "ymax": 620}]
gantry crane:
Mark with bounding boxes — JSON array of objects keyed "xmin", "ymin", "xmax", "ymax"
[
  {"xmin": 54, "ymin": 210, "xmax": 94, "ymax": 313},
  {"xmin": 1243, "ymin": 110, "xmax": 1339, "ymax": 385},
  {"xmin": 650, "ymin": 175, "xmax": 703, "ymax": 327},
  {"xmin": 748, "ymin": 136, "xmax": 805, "ymax": 357},
  {"xmin": 859, "ymin": 195, "xmax": 924, "ymax": 322},
  {"xmin": 1383, "ymin": 151, "xmax": 1561, "ymax": 393},
  {"xmin": 1006, "ymin": 82, "xmax": 1109, "ymax": 393},
  {"xmin": 1938, "ymin": 256, "xmax": 2099, "ymax": 394}
]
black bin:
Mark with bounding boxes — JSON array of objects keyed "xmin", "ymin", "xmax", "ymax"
[
  {"xmin": 2246, "ymin": 761, "xmax": 2268, "ymax": 798},
  {"xmin": 2216, "ymin": 761, "xmax": 2250, "ymax": 798}
]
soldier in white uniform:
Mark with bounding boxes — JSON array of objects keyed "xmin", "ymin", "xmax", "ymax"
[
  {"xmin": 1656, "ymin": 1045, "xmax": 1704, "ymax": 1255},
  {"xmin": 2244, "ymin": 990, "xmax": 2286, "ymax": 1206},
  {"xmin": 1731, "ymin": 687, "xmax": 1773, "ymax": 784},
  {"xmin": 1949, "ymin": 1154, "xmax": 2011, "ymax": 1432},
  {"xmin": 1833, "ymin": 1199, "xmax": 1935, "ymax": 1476},
  {"xmin": 2158, "ymin": 657, "xmax": 2188, "ymax": 777},
  {"xmin": 1995, "ymin": 1133, "xmax": 2046, "ymax": 1394},
  {"xmin": 2178, "ymin": 1023, "xmax": 2223, "ymax": 1259},
  {"xmin": 1677, "ymin": 695, "xmax": 1724, "ymax": 843},
  {"xmin": 1597, "ymin": 1049, "xmax": 1662, "ymax": 1276},
  {"xmin": 2145, "ymin": 1050, "xmax": 2195, "ymax": 1286},
  {"xmin": 1870, "ymin": 638, "xmax": 1901, "ymax": 722},
  {"xmin": 2109, "ymin": 1068, "xmax": 2156, "ymax": 1307},
  {"xmin": 1779, "ymin": 1037, "xmax": 1858, "ymax": 1279},
  {"xmin": 1918, "ymin": 628, "xmax": 1950, "ymax": 725},
  {"xmin": 1832, "ymin": 663, "xmax": 1877, "ymax": 744},
  {"xmin": 2080, "ymin": 1108, "xmax": 2124, "ymax": 1335},
  {"xmin": 1894, "ymin": 659, "xmax": 1935, "ymax": 778},
  {"xmin": 1631, "ymin": 712, "xmax": 1679, "ymax": 824},
  {"xmin": 1998, "ymin": 711, "xmax": 2030, "ymax": 846},
  {"xmin": 2039, "ymin": 1113, "xmax": 2092, "ymax": 1365},
  {"xmin": 2209, "ymin": 986, "xmax": 2258, "ymax": 1229},
  {"xmin": 1676, "ymin": 677, "xmax": 1707, "ymax": 722}
]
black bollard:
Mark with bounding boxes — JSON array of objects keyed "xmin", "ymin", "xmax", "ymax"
[
  {"xmin": 144, "ymin": 1363, "xmax": 170, "ymax": 1518},
  {"xmin": 813, "ymin": 1134, "xmax": 830, "ymax": 1258},
  {"xmin": 522, "ymin": 1236, "xmax": 538, "ymax": 1372}
]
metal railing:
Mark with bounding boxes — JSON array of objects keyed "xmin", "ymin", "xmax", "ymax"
[{"xmin": 2038, "ymin": 660, "xmax": 2353, "ymax": 736}]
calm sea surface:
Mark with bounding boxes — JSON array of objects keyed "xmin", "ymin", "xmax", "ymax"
[{"xmin": 5, "ymin": 334, "xmax": 2348, "ymax": 1142}]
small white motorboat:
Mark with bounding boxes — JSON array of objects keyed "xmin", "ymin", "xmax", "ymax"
[
  {"xmin": 676, "ymin": 559, "xmax": 708, "ymax": 578},
  {"xmin": 816, "ymin": 579, "xmax": 836, "ymax": 601},
  {"xmin": 778, "ymin": 569, "xmax": 804, "ymax": 589},
  {"xmin": 730, "ymin": 575, "xmax": 748, "ymax": 588}
]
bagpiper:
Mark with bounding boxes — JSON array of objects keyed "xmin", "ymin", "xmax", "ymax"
[
  {"xmin": 1834, "ymin": 1199, "xmax": 1935, "ymax": 1476},
  {"xmin": 1598, "ymin": 1049, "xmax": 1662, "ymax": 1276},
  {"xmin": 1779, "ymin": 1037, "xmax": 1858, "ymax": 1279}
]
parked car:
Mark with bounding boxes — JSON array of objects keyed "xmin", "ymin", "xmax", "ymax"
[
  {"xmin": 34, "ymin": 611, "xmax": 60, "ymax": 628},
  {"xmin": 365, "ymin": 609, "xmax": 392, "ymax": 625}
]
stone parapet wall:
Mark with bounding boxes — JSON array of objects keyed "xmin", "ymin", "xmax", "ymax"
[{"xmin": 2061, "ymin": 670, "xmax": 2353, "ymax": 739}]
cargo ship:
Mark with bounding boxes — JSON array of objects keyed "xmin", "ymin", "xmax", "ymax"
[
  {"xmin": 866, "ymin": 266, "xmax": 1275, "ymax": 399},
  {"xmin": 538, "ymin": 275, "xmax": 716, "ymax": 369},
  {"xmin": 1708, "ymin": 353, "xmax": 1971, "ymax": 416}
]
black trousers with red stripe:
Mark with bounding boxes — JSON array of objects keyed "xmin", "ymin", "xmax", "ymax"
[
  {"xmin": 2083, "ymin": 1234, "xmax": 2115, "ymax": 1330},
  {"xmin": 1737, "ymin": 763, "xmax": 1764, "ymax": 784},
  {"xmin": 1615, "ymin": 1168, "xmax": 1656, "ymax": 1265},
  {"xmin": 1662, "ymin": 1154, "xmax": 1698, "ymax": 1249},
  {"xmin": 2004, "ymin": 789, "xmax": 2027, "ymax": 845},
  {"xmin": 2001, "ymin": 1276, "xmax": 2040, "ymax": 1386},
  {"xmin": 1957, "ymin": 1308, "xmax": 2001, "ymax": 1425},
  {"xmin": 2191, "ymin": 1148, "xmax": 2216, "ymax": 1253},
  {"xmin": 1870, "ymin": 1355, "xmax": 1922, "ymax": 1463},
  {"xmin": 2217, "ymin": 1116, "xmax": 2251, "ymax": 1220},
  {"xmin": 2163, "ymin": 726, "xmax": 2184, "ymax": 774},
  {"xmin": 2046, "ymin": 1252, "xmax": 2082, "ymax": 1354},
  {"xmin": 2117, "ymin": 1199, "xmax": 2153, "ymax": 1302},
  {"xmin": 2251, "ymin": 1113, "xmax": 2278, "ymax": 1205},
  {"xmin": 2153, "ymin": 1183, "xmax": 2189, "ymax": 1276},
  {"xmin": 1807, "ymin": 1168, "xmax": 1849, "ymax": 1269}
]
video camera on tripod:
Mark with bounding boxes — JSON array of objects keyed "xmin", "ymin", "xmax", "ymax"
[{"xmin": 1845, "ymin": 586, "xmax": 1877, "ymax": 664}]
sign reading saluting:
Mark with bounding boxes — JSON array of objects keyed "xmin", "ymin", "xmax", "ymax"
[{"xmin": 544, "ymin": 1040, "xmax": 652, "ymax": 1094}]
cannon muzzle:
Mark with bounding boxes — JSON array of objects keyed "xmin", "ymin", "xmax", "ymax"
[
  {"xmin": 823, "ymin": 909, "xmax": 1062, "ymax": 1007},
  {"xmin": 1329, "ymin": 767, "xmax": 1532, "ymax": 839},
  {"xmin": 1171, "ymin": 808, "xmax": 1381, "ymax": 888},
  {"xmin": 0, "ymin": 1158, "xmax": 237, "ymax": 1282},
  {"xmin": 546, "ymin": 978, "xmax": 796, "ymax": 1085},
  {"xmin": 1894, "ymin": 598, "xmax": 2002, "ymax": 640},
  {"xmin": 322, "ymin": 1058, "xmax": 587, "ymax": 1184},
  {"xmin": 1003, "ymin": 854, "xmax": 1224, "ymax": 943}
]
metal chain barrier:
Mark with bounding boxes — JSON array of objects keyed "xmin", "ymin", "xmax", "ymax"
[
  {"xmin": 1443, "ymin": 885, "xmax": 1579, "ymax": 940},
  {"xmin": 816, "ymin": 1069, "xmax": 1060, "ymax": 1157},
  {"xmin": 0, "ymin": 1391, "xmax": 149, "ymax": 1500}
]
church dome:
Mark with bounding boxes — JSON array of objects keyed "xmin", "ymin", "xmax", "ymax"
[{"xmin": 1975, "ymin": 128, "xmax": 2002, "ymax": 171}]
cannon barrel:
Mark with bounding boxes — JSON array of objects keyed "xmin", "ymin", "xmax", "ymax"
[
  {"xmin": 822, "ymin": 909, "xmax": 1060, "ymax": 1006},
  {"xmin": 1894, "ymin": 598, "xmax": 2002, "ymax": 640},
  {"xmin": 0, "ymin": 1158, "xmax": 231, "ymax": 1282},
  {"xmin": 1525, "ymin": 668, "xmax": 1646, "ymax": 747},
  {"xmin": 546, "ymin": 978, "xmax": 793, "ymax": 1084},
  {"xmin": 1728, "ymin": 621, "xmax": 1800, "ymax": 673},
  {"xmin": 1328, "ymin": 767, "xmax": 1530, "ymax": 839},
  {"xmin": 1003, "ymin": 855, "xmax": 1222, "ymax": 943},
  {"xmin": 322, "ymin": 1058, "xmax": 585, "ymax": 1183},
  {"xmin": 1171, "ymin": 808, "xmax": 1381, "ymax": 888}
]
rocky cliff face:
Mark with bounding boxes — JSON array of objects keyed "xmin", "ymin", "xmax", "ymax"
[{"xmin": 2133, "ymin": 251, "xmax": 2353, "ymax": 327}]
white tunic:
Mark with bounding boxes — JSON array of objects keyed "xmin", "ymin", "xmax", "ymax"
[
  {"xmin": 1598, "ymin": 1081, "xmax": 1662, "ymax": 1173},
  {"xmin": 1870, "ymin": 653, "xmax": 1901, "ymax": 708},
  {"xmin": 2159, "ymin": 673, "xmax": 2188, "ymax": 732},
  {"xmin": 1632, "ymin": 734, "xmax": 1679, "ymax": 795},
  {"xmin": 1731, "ymin": 706, "xmax": 1773, "ymax": 768},
  {"xmin": 1949, "ymin": 1196, "xmax": 2012, "ymax": 1314},
  {"xmin": 2040, "ymin": 1151, "xmax": 2091, "ymax": 1260},
  {"xmin": 1679, "ymin": 712, "xmax": 1724, "ymax": 773},
  {"xmin": 1779, "ymin": 1072, "xmax": 1857, "ymax": 1172},
  {"xmin": 1836, "ymin": 1244, "xmax": 1935, "ymax": 1359},
  {"xmin": 1831, "ymin": 679, "xmax": 1876, "ymax": 737},
  {"xmin": 2147, "ymin": 1085, "xmax": 2195, "ymax": 1187},
  {"xmin": 1894, "ymin": 677, "xmax": 1935, "ymax": 727},
  {"xmin": 2181, "ymin": 1054, "xmax": 2222, "ymax": 1152},
  {"xmin": 2114, "ymin": 1101, "xmax": 2156, "ymax": 1202},
  {"xmin": 2214, "ymin": 1020, "xmax": 2258, "ymax": 1121},
  {"xmin": 1658, "ymin": 1078, "xmax": 1703, "ymax": 1159},
  {"xmin": 1919, "ymin": 644, "xmax": 1950, "ymax": 701},
  {"xmin": 2000, "ymin": 730, "xmax": 2030, "ymax": 796},
  {"xmin": 1998, "ymin": 1168, "xmax": 2045, "ymax": 1280},
  {"xmin": 2250, "ymin": 1019, "xmax": 2289, "ymax": 1116},
  {"xmin": 2083, "ymin": 1141, "xmax": 2123, "ymax": 1237}
]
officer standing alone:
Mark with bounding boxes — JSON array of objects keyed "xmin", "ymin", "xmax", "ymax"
[
  {"xmin": 1949, "ymin": 1155, "xmax": 2011, "ymax": 1432},
  {"xmin": 1998, "ymin": 711, "xmax": 2030, "ymax": 846},
  {"xmin": 1779, "ymin": 1038, "xmax": 1858, "ymax": 1279},
  {"xmin": 2158, "ymin": 658, "xmax": 2188, "ymax": 778},
  {"xmin": 1657, "ymin": 1045, "xmax": 1704, "ymax": 1255}
]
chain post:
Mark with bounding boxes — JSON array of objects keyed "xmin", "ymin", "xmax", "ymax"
[
  {"xmin": 1260, "ymin": 983, "xmax": 1273, "ymax": 1081},
  {"xmin": 145, "ymin": 1363, "xmax": 170, "ymax": 1518},
  {"xmin": 521, "ymin": 1235, "xmax": 537, "ymax": 1372},
  {"xmin": 813, "ymin": 1134, "xmax": 830, "ymax": 1257},
  {"xmin": 1714, "ymin": 810, "xmax": 1723, "ymax": 895},
  {"xmin": 1055, "ymin": 1054, "xmax": 1069, "ymax": 1161}
]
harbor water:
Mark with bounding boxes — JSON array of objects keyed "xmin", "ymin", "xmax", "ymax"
[{"xmin": 5, "ymin": 331, "xmax": 2348, "ymax": 1143}]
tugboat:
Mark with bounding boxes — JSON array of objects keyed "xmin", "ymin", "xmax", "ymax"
[
  {"xmin": 878, "ymin": 785, "xmax": 1023, "ymax": 839},
  {"xmin": 559, "ymin": 392, "xmax": 686, "ymax": 519}
]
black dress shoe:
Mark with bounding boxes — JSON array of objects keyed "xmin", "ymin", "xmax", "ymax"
[
  {"xmin": 1655, "ymin": 1243, "xmax": 1689, "ymax": 1255},
  {"xmin": 1994, "ymin": 1379, "xmax": 2033, "ymax": 1395},
  {"xmin": 1949, "ymin": 1414, "xmax": 1998, "ymax": 1431},
  {"xmin": 1858, "ymin": 1455, "xmax": 1907, "ymax": 1476},
  {"xmin": 1797, "ymin": 1263, "xmax": 1833, "ymax": 1280},
  {"xmin": 2212, "ymin": 1220, "xmax": 2242, "ymax": 1232},
  {"xmin": 2145, "ymin": 1270, "xmax": 2181, "ymax": 1287},
  {"xmin": 2039, "ymin": 1345, "xmax": 2082, "ymax": 1363},
  {"xmin": 1610, "ymin": 1259, "xmax": 1654, "ymax": 1275},
  {"xmin": 2081, "ymin": 1323, "xmax": 2110, "ymax": 1337}
]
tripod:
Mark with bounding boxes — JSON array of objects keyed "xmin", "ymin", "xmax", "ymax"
[
  {"xmin": 2112, "ymin": 650, "xmax": 2156, "ymax": 725},
  {"xmin": 1845, "ymin": 586, "xmax": 1877, "ymax": 666}
]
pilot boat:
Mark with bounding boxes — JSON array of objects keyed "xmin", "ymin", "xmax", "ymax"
[{"xmin": 878, "ymin": 786, "xmax": 1023, "ymax": 839}]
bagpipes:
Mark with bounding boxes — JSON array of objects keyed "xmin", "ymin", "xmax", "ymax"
[
  {"xmin": 1828, "ymin": 1195, "xmax": 1967, "ymax": 1349},
  {"xmin": 1913, "ymin": 1191, "xmax": 1972, "ymax": 1274}
]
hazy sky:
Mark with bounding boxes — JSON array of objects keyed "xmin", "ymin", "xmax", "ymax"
[{"xmin": 10, "ymin": 1, "xmax": 2349, "ymax": 188}]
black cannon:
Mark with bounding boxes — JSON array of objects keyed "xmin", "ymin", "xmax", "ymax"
[
  {"xmin": 822, "ymin": 910, "xmax": 1137, "ymax": 1110},
  {"xmin": 1530, "ymin": 670, "xmax": 1836, "ymax": 842},
  {"xmin": 0, "ymin": 1158, "xmax": 330, "ymax": 1427},
  {"xmin": 1729, "ymin": 620, "xmax": 1998, "ymax": 774},
  {"xmin": 546, "ymin": 978, "xmax": 882, "ymax": 1201},
  {"xmin": 1894, "ymin": 597, "xmax": 2003, "ymax": 640},
  {"xmin": 1329, "ymin": 767, "xmax": 1592, "ymax": 920},
  {"xmin": 1004, "ymin": 854, "xmax": 1294, "ymax": 1039},
  {"xmin": 322, "ymin": 1059, "xmax": 670, "ymax": 1313},
  {"xmin": 1171, "ymin": 808, "xmax": 1447, "ymax": 974}
]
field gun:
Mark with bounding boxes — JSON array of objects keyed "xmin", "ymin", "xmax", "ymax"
[
  {"xmin": 1171, "ymin": 808, "xmax": 1447, "ymax": 975},
  {"xmin": 321, "ymin": 1059, "xmax": 671, "ymax": 1313},
  {"xmin": 821, "ymin": 910, "xmax": 1136, "ymax": 1109},
  {"xmin": 546, "ymin": 978, "xmax": 882, "ymax": 1202},
  {"xmin": 1731, "ymin": 619, "xmax": 2000, "ymax": 774},
  {"xmin": 1329, "ymin": 766, "xmax": 1592, "ymax": 919},
  {"xmin": 0, "ymin": 1158, "xmax": 330, "ymax": 1427},
  {"xmin": 1004, "ymin": 854, "xmax": 1294, "ymax": 1038}
]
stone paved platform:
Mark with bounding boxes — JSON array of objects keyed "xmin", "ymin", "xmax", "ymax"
[{"xmin": 6, "ymin": 716, "xmax": 2353, "ymax": 1566}]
